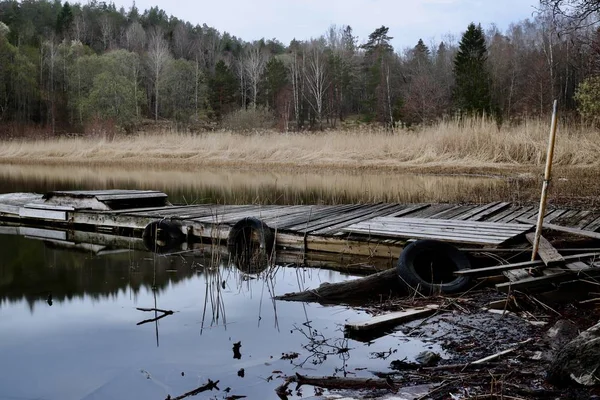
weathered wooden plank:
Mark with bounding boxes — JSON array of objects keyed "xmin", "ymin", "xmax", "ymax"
[
  {"xmin": 429, "ymin": 205, "xmax": 473, "ymax": 220},
  {"xmin": 23, "ymin": 203, "xmax": 75, "ymax": 211},
  {"xmin": 385, "ymin": 204, "xmax": 430, "ymax": 218},
  {"xmin": 311, "ymin": 204, "xmax": 407, "ymax": 235},
  {"xmin": 470, "ymin": 202, "xmax": 512, "ymax": 221},
  {"xmin": 362, "ymin": 217, "xmax": 533, "ymax": 231},
  {"xmin": 584, "ymin": 215, "xmax": 600, "ymax": 232},
  {"xmin": 303, "ymin": 204, "xmax": 400, "ymax": 235},
  {"xmin": 551, "ymin": 209, "xmax": 578, "ymax": 224},
  {"xmin": 346, "ymin": 223, "xmax": 528, "ymax": 241},
  {"xmin": 543, "ymin": 209, "xmax": 568, "ymax": 223},
  {"xmin": 574, "ymin": 211, "xmax": 599, "ymax": 229},
  {"xmin": 504, "ymin": 268, "xmax": 531, "ymax": 282},
  {"xmin": 496, "ymin": 263, "xmax": 600, "ymax": 291},
  {"xmin": 455, "ymin": 252, "xmax": 600, "ymax": 276},
  {"xmin": 486, "ymin": 206, "xmax": 522, "ymax": 223},
  {"xmin": 19, "ymin": 207, "xmax": 68, "ymax": 221},
  {"xmin": 345, "ymin": 305, "xmax": 439, "ymax": 332},
  {"xmin": 306, "ymin": 235, "xmax": 404, "ymax": 258},
  {"xmin": 264, "ymin": 205, "xmax": 357, "ymax": 231},
  {"xmin": 452, "ymin": 202, "xmax": 500, "ymax": 221},
  {"xmin": 341, "ymin": 226, "xmax": 509, "ymax": 245},
  {"xmin": 564, "ymin": 261, "xmax": 590, "ymax": 272},
  {"xmin": 405, "ymin": 204, "xmax": 456, "ymax": 218},
  {"xmin": 20, "ymin": 227, "xmax": 68, "ymax": 241},
  {"xmin": 96, "ymin": 192, "xmax": 168, "ymax": 201},
  {"xmin": 0, "ymin": 204, "xmax": 20, "ymax": 216},
  {"xmin": 192, "ymin": 205, "xmax": 291, "ymax": 224},
  {"xmin": 517, "ymin": 218, "xmax": 600, "ymax": 240},
  {"xmin": 525, "ymin": 233, "xmax": 564, "ymax": 267},
  {"xmin": 496, "ymin": 206, "xmax": 534, "ymax": 223},
  {"xmin": 282, "ymin": 204, "xmax": 368, "ymax": 231}
]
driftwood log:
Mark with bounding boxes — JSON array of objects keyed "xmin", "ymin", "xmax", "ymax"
[
  {"xmin": 274, "ymin": 268, "xmax": 403, "ymax": 304},
  {"xmin": 277, "ymin": 373, "xmax": 397, "ymax": 393}
]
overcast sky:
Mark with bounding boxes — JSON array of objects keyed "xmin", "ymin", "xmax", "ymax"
[{"xmin": 111, "ymin": 0, "xmax": 540, "ymax": 50}]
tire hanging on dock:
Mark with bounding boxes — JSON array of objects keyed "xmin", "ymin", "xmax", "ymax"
[
  {"xmin": 396, "ymin": 239, "xmax": 471, "ymax": 294},
  {"xmin": 227, "ymin": 217, "xmax": 275, "ymax": 274},
  {"xmin": 142, "ymin": 219, "xmax": 186, "ymax": 254}
]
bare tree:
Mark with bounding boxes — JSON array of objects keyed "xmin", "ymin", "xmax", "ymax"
[
  {"xmin": 173, "ymin": 22, "xmax": 190, "ymax": 59},
  {"xmin": 235, "ymin": 55, "xmax": 247, "ymax": 108},
  {"xmin": 303, "ymin": 40, "xmax": 330, "ymax": 129},
  {"xmin": 100, "ymin": 15, "xmax": 113, "ymax": 50},
  {"xmin": 126, "ymin": 22, "xmax": 146, "ymax": 53},
  {"xmin": 284, "ymin": 49, "xmax": 303, "ymax": 130},
  {"xmin": 147, "ymin": 27, "xmax": 171, "ymax": 121},
  {"xmin": 244, "ymin": 43, "xmax": 268, "ymax": 109},
  {"xmin": 43, "ymin": 40, "xmax": 59, "ymax": 134}
]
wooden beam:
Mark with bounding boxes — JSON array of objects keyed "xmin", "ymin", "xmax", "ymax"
[
  {"xmin": 455, "ymin": 252, "xmax": 600, "ymax": 276},
  {"xmin": 345, "ymin": 305, "xmax": 439, "ymax": 332},
  {"xmin": 517, "ymin": 218, "xmax": 600, "ymax": 240},
  {"xmin": 526, "ymin": 233, "xmax": 564, "ymax": 266}
]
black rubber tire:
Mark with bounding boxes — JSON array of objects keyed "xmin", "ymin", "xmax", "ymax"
[
  {"xmin": 227, "ymin": 217, "xmax": 275, "ymax": 274},
  {"xmin": 397, "ymin": 239, "xmax": 471, "ymax": 294},
  {"xmin": 142, "ymin": 220, "xmax": 186, "ymax": 254}
]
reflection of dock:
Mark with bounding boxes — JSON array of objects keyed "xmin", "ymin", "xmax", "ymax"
[{"xmin": 1, "ymin": 190, "xmax": 600, "ymax": 261}]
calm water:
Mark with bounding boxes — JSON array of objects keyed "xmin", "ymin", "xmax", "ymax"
[{"xmin": 0, "ymin": 168, "xmax": 456, "ymax": 400}]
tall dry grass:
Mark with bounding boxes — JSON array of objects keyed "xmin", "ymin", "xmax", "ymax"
[{"xmin": 1, "ymin": 117, "xmax": 599, "ymax": 170}]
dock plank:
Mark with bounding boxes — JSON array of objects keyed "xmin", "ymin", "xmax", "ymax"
[
  {"xmin": 453, "ymin": 202, "xmax": 501, "ymax": 221},
  {"xmin": 525, "ymin": 233, "xmax": 564, "ymax": 266},
  {"xmin": 311, "ymin": 204, "xmax": 407, "ymax": 235},
  {"xmin": 470, "ymin": 202, "xmax": 512, "ymax": 222},
  {"xmin": 584, "ymin": 216, "xmax": 600, "ymax": 232},
  {"xmin": 517, "ymin": 218, "xmax": 600, "ymax": 240},
  {"xmin": 345, "ymin": 305, "xmax": 439, "ymax": 332}
]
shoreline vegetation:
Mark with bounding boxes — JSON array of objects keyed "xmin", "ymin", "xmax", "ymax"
[{"xmin": 1, "ymin": 118, "xmax": 599, "ymax": 173}]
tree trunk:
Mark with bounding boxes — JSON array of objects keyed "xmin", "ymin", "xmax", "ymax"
[{"xmin": 274, "ymin": 268, "xmax": 402, "ymax": 304}]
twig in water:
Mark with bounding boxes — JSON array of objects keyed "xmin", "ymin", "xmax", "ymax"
[{"xmin": 166, "ymin": 379, "xmax": 220, "ymax": 400}]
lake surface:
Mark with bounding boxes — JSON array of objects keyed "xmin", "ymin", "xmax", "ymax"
[{"xmin": 0, "ymin": 166, "xmax": 465, "ymax": 400}]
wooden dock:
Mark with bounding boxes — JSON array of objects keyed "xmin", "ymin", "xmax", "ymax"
[{"xmin": 1, "ymin": 190, "xmax": 599, "ymax": 261}]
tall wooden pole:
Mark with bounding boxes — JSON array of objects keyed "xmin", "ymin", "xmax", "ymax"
[{"xmin": 531, "ymin": 100, "xmax": 559, "ymax": 261}]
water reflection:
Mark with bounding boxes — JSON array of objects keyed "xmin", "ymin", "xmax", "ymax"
[
  {"xmin": 0, "ymin": 163, "xmax": 523, "ymax": 204},
  {"xmin": 0, "ymin": 229, "xmax": 440, "ymax": 400}
]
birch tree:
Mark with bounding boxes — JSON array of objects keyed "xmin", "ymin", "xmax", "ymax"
[
  {"xmin": 244, "ymin": 43, "xmax": 268, "ymax": 109},
  {"xmin": 147, "ymin": 27, "xmax": 171, "ymax": 120},
  {"xmin": 303, "ymin": 40, "xmax": 330, "ymax": 129}
]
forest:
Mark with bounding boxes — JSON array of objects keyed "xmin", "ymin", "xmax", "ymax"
[{"xmin": 0, "ymin": 0, "xmax": 599, "ymax": 136}]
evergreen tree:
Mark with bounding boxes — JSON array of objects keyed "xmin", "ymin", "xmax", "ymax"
[
  {"xmin": 208, "ymin": 60, "xmax": 237, "ymax": 120},
  {"xmin": 360, "ymin": 26, "xmax": 395, "ymax": 125},
  {"xmin": 56, "ymin": 2, "xmax": 73, "ymax": 39},
  {"xmin": 453, "ymin": 23, "xmax": 491, "ymax": 115}
]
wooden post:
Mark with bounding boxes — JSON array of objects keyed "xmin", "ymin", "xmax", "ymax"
[{"xmin": 531, "ymin": 100, "xmax": 559, "ymax": 262}]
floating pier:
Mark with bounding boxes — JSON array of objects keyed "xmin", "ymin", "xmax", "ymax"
[{"xmin": 1, "ymin": 190, "xmax": 600, "ymax": 258}]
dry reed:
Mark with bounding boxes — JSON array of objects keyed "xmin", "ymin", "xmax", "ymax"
[{"xmin": 1, "ymin": 118, "xmax": 599, "ymax": 170}]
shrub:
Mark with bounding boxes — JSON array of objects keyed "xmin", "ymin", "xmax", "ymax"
[{"xmin": 220, "ymin": 107, "xmax": 276, "ymax": 133}]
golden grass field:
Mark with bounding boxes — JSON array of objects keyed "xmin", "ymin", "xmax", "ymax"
[{"xmin": 1, "ymin": 118, "xmax": 599, "ymax": 172}]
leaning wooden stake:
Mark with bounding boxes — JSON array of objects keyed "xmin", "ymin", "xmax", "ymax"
[{"xmin": 532, "ymin": 100, "xmax": 559, "ymax": 262}]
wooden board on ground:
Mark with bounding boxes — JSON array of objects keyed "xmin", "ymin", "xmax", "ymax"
[
  {"xmin": 525, "ymin": 233, "xmax": 564, "ymax": 266},
  {"xmin": 345, "ymin": 305, "xmax": 439, "ymax": 332},
  {"xmin": 517, "ymin": 218, "xmax": 600, "ymax": 240}
]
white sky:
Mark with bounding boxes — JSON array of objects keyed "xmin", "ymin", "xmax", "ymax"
[{"xmin": 112, "ymin": 0, "xmax": 540, "ymax": 50}]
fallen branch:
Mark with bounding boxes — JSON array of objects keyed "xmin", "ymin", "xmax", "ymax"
[
  {"xmin": 137, "ymin": 307, "xmax": 174, "ymax": 314},
  {"xmin": 136, "ymin": 307, "xmax": 175, "ymax": 326},
  {"xmin": 166, "ymin": 379, "xmax": 219, "ymax": 400},
  {"xmin": 472, "ymin": 338, "xmax": 532, "ymax": 365},
  {"xmin": 274, "ymin": 268, "xmax": 402, "ymax": 303},
  {"xmin": 285, "ymin": 372, "xmax": 397, "ymax": 391}
]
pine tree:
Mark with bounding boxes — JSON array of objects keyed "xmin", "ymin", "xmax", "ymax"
[
  {"xmin": 453, "ymin": 23, "xmax": 491, "ymax": 115},
  {"xmin": 208, "ymin": 60, "xmax": 237, "ymax": 120},
  {"xmin": 56, "ymin": 2, "xmax": 73, "ymax": 39}
]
